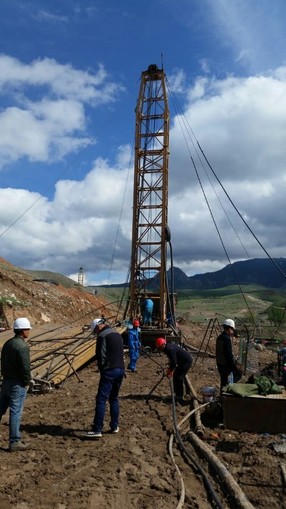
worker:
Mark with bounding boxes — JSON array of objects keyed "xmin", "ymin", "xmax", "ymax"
[
  {"xmin": 127, "ymin": 319, "xmax": 141, "ymax": 372},
  {"xmin": 84, "ymin": 319, "xmax": 125, "ymax": 438},
  {"xmin": 156, "ymin": 338, "xmax": 192, "ymax": 404},
  {"xmin": 90, "ymin": 316, "xmax": 106, "ymax": 329},
  {"xmin": 143, "ymin": 295, "xmax": 154, "ymax": 325},
  {"xmin": 0, "ymin": 317, "xmax": 32, "ymax": 452},
  {"xmin": 216, "ymin": 318, "xmax": 241, "ymax": 393}
]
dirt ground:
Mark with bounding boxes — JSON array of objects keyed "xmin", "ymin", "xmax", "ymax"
[{"xmin": 1, "ymin": 323, "xmax": 286, "ymax": 509}]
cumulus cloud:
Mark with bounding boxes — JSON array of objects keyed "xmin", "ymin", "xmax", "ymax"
[
  {"xmin": 0, "ymin": 55, "xmax": 124, "ymax": 167},
  {"xmin": 170, "ymin": 69, "xmax": 286, "ymax": 186},
  {"xmin": 206, "ymin": 0, "xmax": 286, "ymax": 72},
  {"xmin": 2, "ymin": 56, "xmax": 286, "ymax": 282},
  {"xmin": 166, "ymin": 67, "xmax": 286, "ymax": 275},
  {"xmin": 0, "ymin": 148, "xmax": 133, "ymax": 283}
]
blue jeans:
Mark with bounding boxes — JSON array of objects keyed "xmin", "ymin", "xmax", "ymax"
[
  {"xmin": 93, "ymin": 368, "xmax": 124, "ymax": 432},
  {"xmin": 0, "ymin": 379, "xmax": 27, "ymax": 444}
]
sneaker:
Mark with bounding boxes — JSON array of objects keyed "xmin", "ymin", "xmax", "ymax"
[
  {"xmin": 83, "ymin": 430, "xmax": 102, "ymax": 439},
  {"xmin": 111, "ymin": 427, "xmax": 119, "ymax": 434},
  {"xmin": 9, "ymin": 441, "xmax": 29, "ymax": 452}
]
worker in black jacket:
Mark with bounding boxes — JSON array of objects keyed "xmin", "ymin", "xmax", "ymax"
[
  {"xmin": 0, "ymin": 317, "xmax": 32, "ymax": 452},
  {"xmin": 84, "ymin": 319, "xmax": 125, "ymax": 439},
  {"xmin": 156, "ymin": 338, "xmax": 192, "ymax": 403},
  {"xmin": 216, "ymin": 318, "xmax": 241, "ymax": 392}
]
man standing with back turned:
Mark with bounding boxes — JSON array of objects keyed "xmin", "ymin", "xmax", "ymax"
[
  {"xmin": 143, "ymin": 295, "xmax": 154, "ymax": 325},
  {"xmin": 0, "ymin": 317, "xmax": 32, "ymax": 452},
  {"xmin": 85, "ymin": 319, "xmax": 125, "ymax": 438}
]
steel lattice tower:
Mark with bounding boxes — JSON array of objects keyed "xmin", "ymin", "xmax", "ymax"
[{"xmin": 128, "ymin": 64, "xmax": 170, "ymax": 327}]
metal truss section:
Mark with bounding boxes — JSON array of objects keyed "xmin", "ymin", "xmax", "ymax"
[{"xmin": 129, "ymin": 64, "xmax": 170, "ymax": 323}]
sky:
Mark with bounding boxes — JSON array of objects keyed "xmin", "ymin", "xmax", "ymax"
[{"xmin": 1, "ymin": 0, "xmax": 286, "ymax": 285}]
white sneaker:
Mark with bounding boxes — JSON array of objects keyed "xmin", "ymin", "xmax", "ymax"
[
  {"xmin": 83, "ymin": 430, "xmax": 102, "ymax": 439},
  {"xmin": 111, "ymin": 427, "xmax": 119, "ymax": 434}
]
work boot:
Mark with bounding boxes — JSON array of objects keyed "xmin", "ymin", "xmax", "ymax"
[
  {"xmin": 176, "ymin": 397, "xmax": 189, "ymax": 406},
  {"xmin": 9, "ymin": 441, "xmax": 29, "ymax": 452}
]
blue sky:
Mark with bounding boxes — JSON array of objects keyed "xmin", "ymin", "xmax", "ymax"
[{"xmin": 1, "ymin": 0, "xmax": 286, "ymax": 285}]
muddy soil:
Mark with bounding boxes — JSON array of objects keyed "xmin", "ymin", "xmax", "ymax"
[{"xmin": 1, "ymin": 323, "xmax": 285, "ymax": 509}]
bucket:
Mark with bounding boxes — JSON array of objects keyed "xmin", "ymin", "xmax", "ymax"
[{"xmin": 202, "ymin": 386, "xmax": 216, "ymax": 403}]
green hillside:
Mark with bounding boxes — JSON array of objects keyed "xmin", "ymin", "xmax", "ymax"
[{"xmin": 24, "ymin": 269, "xmax": 79, "ymax": 289}]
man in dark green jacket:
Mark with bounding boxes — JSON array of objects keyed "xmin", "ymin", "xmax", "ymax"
[{"xmin": 0, "ymin": 317, "xmax": 32, "ymax": 451}]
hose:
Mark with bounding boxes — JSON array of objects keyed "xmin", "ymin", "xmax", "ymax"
[
  {"xmin": 183, "ymin": 376, "xmax": 254, "ymax": 508},
  {"xmin": 169, "ymin": 378, "xmax": 224, "ymax": 509},
  {"xmin": 187, "ymin": 431, "xmax": 255, "ymax": 509},
  {"xmin": 143, "ymin": 353, "xmax": 222, "ymax": 507},
  {"xmin": 145, "ymin": 354, "xmax": 255, "ymax": 509},
  {"xmin": 184, "ymin": 375, "xmax": 205, "ymax": 437},
  {"xmin": 142, "ymin": 351, "xmax": 186, "ymax": 507},
  {"xmin": 168, "ymin": 433, "xmax": 185, "ymax": 509}
]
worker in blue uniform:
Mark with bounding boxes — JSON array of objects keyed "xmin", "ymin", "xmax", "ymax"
[
  {"xmin": 127, "ymin": 319, "xmax": 141, "ymax": 372},
  {"xmin": 142, "ymin": 296, "xmax": 154, "ymax": 325}
]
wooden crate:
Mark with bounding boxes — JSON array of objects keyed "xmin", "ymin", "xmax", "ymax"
[{"xmin": 223, "ymin": 391, "xmax": 286, "ymax": 434}]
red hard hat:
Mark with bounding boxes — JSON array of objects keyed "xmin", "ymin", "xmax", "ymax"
[
  {"xmin": 156, "ymin": 337, "xmax": 166, "ymax": 349},
  {"xmin": 133, "ymin": 319, "xmax": 140, "ymax": 327}
]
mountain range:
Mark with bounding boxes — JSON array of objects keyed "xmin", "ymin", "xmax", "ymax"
[
  {"xmin": 171, "ymin": 258, "xmax": 286, "ymax": 290},
  {"xmin": 103, "ymin": 258, "xmax": 286, "ymax": 290}
]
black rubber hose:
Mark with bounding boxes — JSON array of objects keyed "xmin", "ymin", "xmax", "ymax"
[{"xmin": 169, "ymin": 378, "xmax": 224, "ymax": 509}]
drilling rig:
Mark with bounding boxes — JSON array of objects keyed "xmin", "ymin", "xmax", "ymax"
[{"xmin": 124, "ymin": 64, "xmax": 181, "ymax": 347}]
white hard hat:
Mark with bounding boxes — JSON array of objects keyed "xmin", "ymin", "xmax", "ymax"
[
  {"xmin": 13, "ymin": 317, "xmax": 32, "ymax": 330},
  {"xmin": 223, "ymin": 318, "xmax": 235, "ymax": 329},
  {"xmin": 90, "ymin": 318, "xmax": 105, "ymax": 332}
]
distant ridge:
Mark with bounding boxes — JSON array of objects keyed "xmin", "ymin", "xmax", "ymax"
[
  {"xmin": 99, "ymin": 258, "xmax": 286, "ymax": 290},
  {"xmin": 4, "ymin": 257, "xmax": 285, "ymax": 291},
  {"xmin": 187, "ymin": 258, "xmax": 286, "ymax": 290}
]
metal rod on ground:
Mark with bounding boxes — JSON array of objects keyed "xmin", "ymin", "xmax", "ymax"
[
  {"xmin": 38, "ymin": 337, "xmax": 94, "ymax": 380},
  {"xmin": 62, "ymin": 353, "xmax": 82, "ymax": 383},
  {"xmin": 31, "ymin": 337, "xmax": 96, "ymax": 385}
]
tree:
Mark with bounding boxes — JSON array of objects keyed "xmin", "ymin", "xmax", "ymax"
[{"xmin": 266, "ymin": 305, "xmax": 286, "ymax": 326}]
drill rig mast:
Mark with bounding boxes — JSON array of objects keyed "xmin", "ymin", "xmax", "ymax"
[{"xmin": 125, "ymin": 64, "xmax": 180, "ymax": 345}]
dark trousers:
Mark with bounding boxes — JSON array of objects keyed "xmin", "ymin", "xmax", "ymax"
[
  {"xmin": 93, "ymin": 368, "xmax": 124, "ymax": 432},
  {"xmin": 217, "ymin": 365, "xmax": 230, "ymax": 393},
  {"xmin": 173, "ymin": 363, "xmax": 191, "ymax": 398}
]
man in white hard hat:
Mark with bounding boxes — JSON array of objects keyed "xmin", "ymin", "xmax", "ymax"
[
  {"xmin": 216, "ymin": 318, "xmax": 239, "ymax": 393},
  {"xmin": 0, "ymin": 317, "xmax": 32, "ymax": 451}
]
